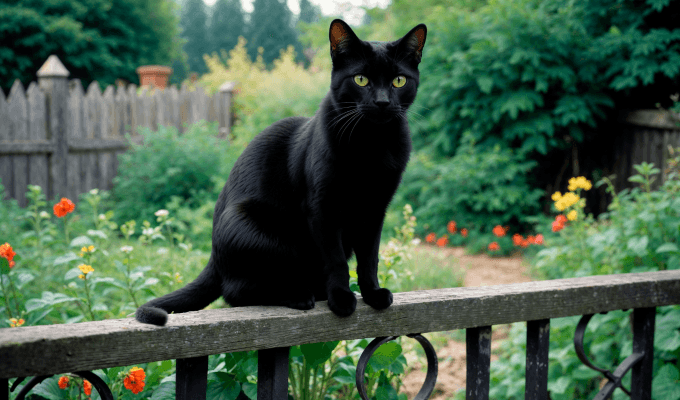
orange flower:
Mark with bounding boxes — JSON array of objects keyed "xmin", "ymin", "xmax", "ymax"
[
  {"xmin": 53, "ymin": 198, "xmax": 75, "ymax": 218},
  {"xmin": 534, "ymin": 234, "xmax": 544, "ymax": 245},
  {"xmin": 9, "ymin": 318, "xmax": 25, "ymax": 327},
  {"xmin": 552, "ymin": 220, "xmax": 564, "ymax": 232},
  {"xmin": 461, "ymin": 228, "xmax": 468, "ymax": 238},
  {"xmin": 527, "ymin": 235, "xmax": 536, "ymax": 244},
  {"xmin": 512, "ymin": 234, "xmax": 523, "ymax": 246},
  {"xmin": 0, "ymin": 242, "xmax": 16, "ymax": 268},
  {"xmin": 425, "ymin": 233, "xmax": 436, "ymax": 243},
  {"xmin": 519, "ymin": 239, "xmax": 530, "ymax": 248},
  {"xmin": 488, "ymin": 242, "xmax": 500, "ymax": 251},
  {"xmin": 124, "ymin": 367, "xmax": 146, "ymax": 394},
  {"xmin": 58, "ymin": 376, "xmax": 69, "ymax": 389},
  {"xmin": 436, "ymin": 236, "xmax": 449, "ymax": 247},
  {"xmin": 83, "ymin": 380, "xmax": 92, "ymax": 396},
  {"xmin": 447, "ymin": 221, "xmax": 457, "ymax": 234},
  {"xmin": 492, "ymin": 225, "xmax": 507, "ymax": 237},
  {"xmin": 555, "ymin": 214, "xmax": 567, "ymax": 225}
]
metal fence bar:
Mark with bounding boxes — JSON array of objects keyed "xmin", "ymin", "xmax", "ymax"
[
  {"xmin": 525, "ymin": 319, "xmax": 550, "ymax": 400},
  {"xmin": 2, "ymin": 378, "xmax": 7, "ymax": 400},
  {"xmin": 466, "ymin": 326, "xmax": 491, "ymax": 400},
  {"xmin": 176, "ymin": 355, "xmax": 209, "ymax": 400},
  {"xmin": 257, "ymin": 347, "xmax": 290, "ymax": 400},
  {"xmin": 631, "ymin": 307, "xmax": 655, "ymax": 400}
]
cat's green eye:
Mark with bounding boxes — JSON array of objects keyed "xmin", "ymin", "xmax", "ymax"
[
  {"xmin": 392, "ymin": 76, "xmax": 407, "ymax": 88},
  {"xmin": 354, "ymin": 75, "xmax": 369, "ymax": 87}
]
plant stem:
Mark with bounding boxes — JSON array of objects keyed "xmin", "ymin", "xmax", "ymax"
[
  {"xmin": 7, "ymin": 274, "xmax": 21, "ymax": 318},
  {"xmin": 83, "ymin": 278, "xmax": 95, "ymax": 321}
]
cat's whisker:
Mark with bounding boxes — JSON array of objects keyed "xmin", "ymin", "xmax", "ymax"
[
  {"xmin": 337, "ymin": 110, "xmax": 361, "ymax": 141},
  {"xmin": 347, "ymin": 113, "xmax": 364, "ymax": 142},
  {"xmin": 328, "ymin": 109, "xmax": 359, "ymax": 131}
]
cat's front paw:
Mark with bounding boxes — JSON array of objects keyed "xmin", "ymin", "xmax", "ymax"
[
  {"xmin": 328, "ymin": 288, "xmax": 357, "ymax": 317},
  {"xmin": 362, "ymin": 288, "xmax": 393, "ymax": 310},
  {"xmin": 285, "ymin": 296, "xmax": 316, "ymax": 311}
]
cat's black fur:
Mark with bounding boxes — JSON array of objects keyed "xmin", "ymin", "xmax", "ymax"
[{"xmin": 135, "ymin": 19, "xmax": 427, "ymax": 326}]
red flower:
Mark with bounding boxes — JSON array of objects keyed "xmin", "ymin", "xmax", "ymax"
[
  {"xmin": 83, "ymin": 380, "xmax": 92, "ymax": 396},
  {"xmin": 519, "ymin": 239, "xmax": 530, "ymax": 248},
  {"xmin": 447, "ymin": 221, "xmax": 457, "ymax": 234},
  {"xmin": 512, "ymin": 234, "xmax": 523, "ymax": 246},
  {"xmin": 527, "ymin": 235, "xmax": 536, "ymax": 244},
  {"xmin": 488, "ymin": 242, "xmax": 500, "ymax": 251},
  {"xmin": 461, "ymin": 228, "xmax": 468, "ymax": 238},
  {"xmin": 425, "ymin": 233, "xmax": 436, "ymax": 243},
  {"xmin": 0, "ymin": 242, "xmax": 16, "ymax": 268},
  {"xmin": 53, "ymin": 198, "xmax": 75, "ymax": 218},
  {"xmin": 534, "ymin": 234, "xmax": 544, "ymax": 245},
  {"xmin": 552, "ymin": 220, "xmax": 564, "ymax": 232},
  {"xmin": 436, "ymin": 236, "xmax": 449, "ymax": 247},
  {"xmin": 492, "ymin": 225, "xmax": 507, "ymax": 237},
  {"xmin": 58, "ymin": 376, "xmax": 69, "ymax": 389},
  {"xmin": 555, "ymin": 214, "xmax": 567, "ymax": 225}
]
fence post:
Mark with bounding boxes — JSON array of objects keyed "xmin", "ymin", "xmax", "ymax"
[
  {"xmin": 176, "ymin": 355, "xmax": 209, "ymax": 400},
  {"xmin": 257, "ymin": 347, "xmax": 290, "ymax": 400},
  {"xmin": 219, "ymin": 81, "xmax": 236, "ymax": 138},
  {"xmin": 631, "ymin": 307, "xmax": 655, "ymax": 400},
  {"xmin": 37, "ymin": 55, "xmax": 70, "ymax": 200},
  {"xmin": 466, "ymin": 326, "xmax": 492, "ymax": 400}
]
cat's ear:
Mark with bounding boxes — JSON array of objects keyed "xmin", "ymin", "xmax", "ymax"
[
  {"xmin": 329, "ymin": 19, "xmax": 360, "ymax": 59},
  {"xmin": 397, "ymin": 24, "xmax": 427, "ymax": 63}
]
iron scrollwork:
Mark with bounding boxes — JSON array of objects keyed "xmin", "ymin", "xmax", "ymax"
[
  {"xmin": 356, "ymin": 333, "xmax": 439, "ymax": 400},
  {"xmin": 10, "ymin": 370, "xmax": 114, "ymax": 400},
  {"xmin": 574, "ymin": 312, "xmax": 644, "ymax": 400}
]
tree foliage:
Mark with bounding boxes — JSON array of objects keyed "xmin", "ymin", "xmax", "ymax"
[
  {"xmin": 209, "ymin": 0, "xmax": 246, "ymax": 63},
  {"xmin": 246, "ymin": 0, "xmax": 303, "ymax": 65},
  {"xmin": 180, "ymin": 0, "xmax": 210, "ymax": 75},
  {"xmin": 0, "ymin": 0, "xmax": 181, "ymax": 93}
]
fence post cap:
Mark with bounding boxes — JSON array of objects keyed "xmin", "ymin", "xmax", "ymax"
[
  {"xmin": 219, "ymin": 81, "xmax": 236, "ymax": 92},
  {"xmin": 37, "ymin": 55, "xmax": 70, "ymax": 78}
]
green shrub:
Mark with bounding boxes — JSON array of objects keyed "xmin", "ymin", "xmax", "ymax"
[
  {"xmin": 111, "ymin": 121, "xmax": 228, "ymax": 225},
  {"xmin": 393, "ymin": 135, "xmax": 544, "ymax": 237}
]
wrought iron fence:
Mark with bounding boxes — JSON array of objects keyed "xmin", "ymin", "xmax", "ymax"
[{"xmin": 2, "ymin": 270, "xmax": 679, "ymax": 400}]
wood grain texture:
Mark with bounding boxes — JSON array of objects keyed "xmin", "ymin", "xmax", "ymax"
[{"xmin": 1, "ymin": 270, "xmax": 679, "ymax": 379}]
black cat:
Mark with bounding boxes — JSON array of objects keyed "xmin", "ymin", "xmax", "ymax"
[{"xmin": 135, "ymin": 19, "xmax": 427, "ymax": 326}]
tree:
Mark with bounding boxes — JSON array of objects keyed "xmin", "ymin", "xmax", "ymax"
[
  {"xmin": 209, "ymin": 0, "xmax": 246, "ymax": 60},
  {"xmin": 247, "ymin": 0, "xmax": 302, "ymax": 66},
  {"xmin": 180, "ymin": 0, "xmax": 210, "ymax": 74},
  {"xmin": 298, "ymin": 0, "xmax": 321, "ymax": 25},
  {"xmin": 0, "ymin": 0, "xmax": 181, "ymax": 93}
]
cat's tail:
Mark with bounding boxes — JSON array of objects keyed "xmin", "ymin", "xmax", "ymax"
[{"xmin": 135, "ymin": 261, "xmax": 222, "ymax": 326}]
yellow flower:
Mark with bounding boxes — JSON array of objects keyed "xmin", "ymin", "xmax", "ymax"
[
  {"xmin": 551, "ymin": 191, "xmax": 562, "ymax": 201},
  {"xmin": 77, "ymin": 264, "xmax": 94, "ymax": 279},
  {"xmin": 554, "ymin": 191, "xmax": 580, "ymax": 211},
  {"xmin": 567, "ymin": 210, "xmax": 578, "ymax": 221},
  {"xmin": 568, "ymin": 176, "xmax": 592, "ymax": 191},
  {"xmin": 9, "ymin": 318, "xmax": 25, "ymax": 327},
  {"xmin": 80, "ymin": 245, "xmax": 95, "ymax": 253}
]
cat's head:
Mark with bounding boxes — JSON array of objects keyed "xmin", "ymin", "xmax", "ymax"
[{"xmin": 328, "ymin": 19, "xmax": 427, "ymax": 124}]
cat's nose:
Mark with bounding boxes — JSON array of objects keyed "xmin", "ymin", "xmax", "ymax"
[{"xmin": 374, "ymin": 89, "xmax": 390, "ymax": 108}]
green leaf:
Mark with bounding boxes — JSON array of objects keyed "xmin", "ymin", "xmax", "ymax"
[
  {"xmin": 25, "ymin": 291, "xmax": 78, "ymax": 312},
  {"xmin": 627, "ymin": 236, "xmax": 649, "ymax": 257},
  {"xmin": 150, "ymin": 381, "xmax": 176, "ymax": 400},
  {"xmin": 368, "ymin": 342, "xmax": 402, "ymax": 372},
  {"xmin": 0, "ymin": 257, "xmax": 9, "ymax": 274},
  {"xmin": 550, "ymin": 376, "xmax": 571, "ymax": 394},
  {"xmin": 375, "ymin": 383, "xmax": 398, "ymax": 400},
  {"xmin": 207, "ymin": 374, "xmax": 241, "ymax": 400},
  {"xmin": 69, "ymin": 235, "xmax": 94, "ymax": 248},
  {"xmin": 300, "ymin": 341, "xmax": 338, "ymax": 369},
  {"xmin": 65, "ymin": 267, "xmax": 82, "ymax": 281},
  {"xmin": 656, "ymin": 243, "xmax": 679, "ymax": 253},
  {"xmin": 242, "ymin": 382, "xmax": 257, "ymax": 400},
  {"xmin": 53, "ymin": 252, "xmax": 80, "ymax": 266},
  {"xmin": 30, "ymin": 377, "xmax": 64, "ymax": 400},
  {"xmin": 476, "ymin": 76, "xmax": 494, "ymax": 94},
  {"xmin": 653, "ymin": 364, "xmax": 680, "ymax": 400}
]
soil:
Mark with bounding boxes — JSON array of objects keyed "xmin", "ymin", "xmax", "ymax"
[{"xmin": 400, "ymin": 245, "xmax": 534, "ymax": 400}]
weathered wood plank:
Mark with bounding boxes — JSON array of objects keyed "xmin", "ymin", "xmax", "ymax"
[
  {"xmin": 83, "ymin": 82, "xmax": 101, "ymax": 193},
  {"xmin": 1, "ymin": 270, "xmax": 679, "ymax": 379},
  {"xmin": 0, "ymin": 90, "xmax": 11, "ymax": 198},
  {"xmin": 8, "ymin": 80, "xmax": 29, "ymax": 206},
  {"xmin": 623, "ymin": 110, "xmax": 680, "ymax": 129},
  {"xmin": 68, "ymin": 80, "xmax": 85, "ymax": 201},
  {"xmin": 27, "ymin": 82, "xmax": 49, "ymax": 194},
  {"xmin": 99, "ymin": 86, "xmax": 115, "ymax": 190},
  {"xmin": 67, "ymin": 140, "xmax": 129, "ymax": 152},
  {"xmin": 0, "ymin": 142, "xmax": 54, "ymax": 154}
]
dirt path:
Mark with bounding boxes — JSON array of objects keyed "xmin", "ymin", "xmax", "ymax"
[{"xmin": 401, "ymin": 246, "xmax": 534, "ymax": 399}]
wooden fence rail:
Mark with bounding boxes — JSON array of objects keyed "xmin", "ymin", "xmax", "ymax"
[
  {"xmin": 0, "ymin": 55, "xmax": 235, "ymax": 207},
  {"xmin": 1, "ymin": 270, "xmax": 679, "ymax": 400}
]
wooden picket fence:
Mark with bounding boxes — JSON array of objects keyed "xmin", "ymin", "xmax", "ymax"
[{"xmin": 0, "ymin": 55, "xmax": 235, "ymax": 207}]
